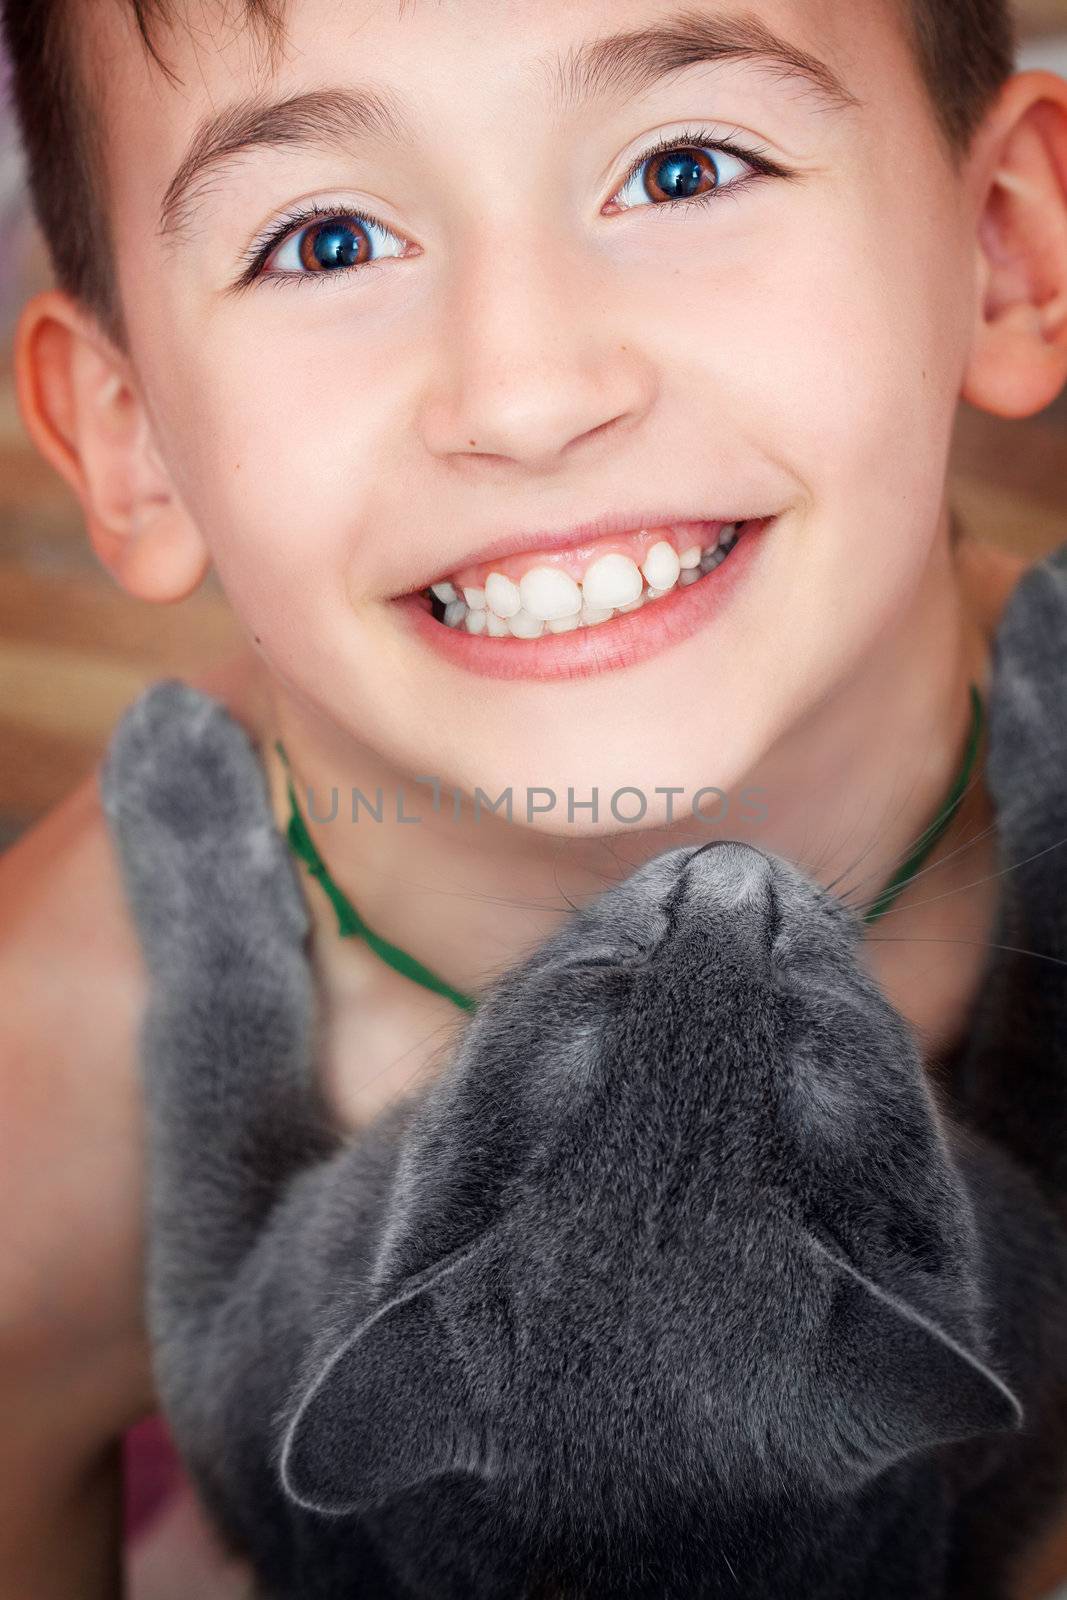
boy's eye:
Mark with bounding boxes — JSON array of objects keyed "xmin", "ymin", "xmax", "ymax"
[
  {"xmin": 240, "ymin": 127, "xmax": 781, "ymax": 288},
  {"xmin": 610, "ymin": 137, "xmax": 758, "ymax": 212},
  {"xmin": 263, "ymin": 213, "xmax": 407, "ymax": 277}
]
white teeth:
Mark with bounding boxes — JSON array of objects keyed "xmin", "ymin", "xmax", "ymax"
[
  {"xmin": 431, "ymin": 524, "xmax": 752, "ymax": 636},
  {"xmin": 640, "ymin": 540, "xmax": 681, "ymax": 591},
  {"xmin": 485, "ymin": 572, "xmax": 522, "ymax": 619},
  {"xmin": 582, "ymin": 553, "xmax": 644, "ymax": 611},
  {"xmin": 519, "ymin": 566, "xmax": 583, "ymax": 622},
  {"xmin": 507, "ymin": 608, "xmax": 544, "ymax": 639}
]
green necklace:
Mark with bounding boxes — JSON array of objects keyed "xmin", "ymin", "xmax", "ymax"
[{"xmin": 274, "ymin": 682, "xmax": 983, "ymax": 1017}]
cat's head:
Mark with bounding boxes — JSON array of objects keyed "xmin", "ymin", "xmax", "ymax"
[{"xmin": 279, "ymin": 841, "xmax": 1021, "ymax": 1536}]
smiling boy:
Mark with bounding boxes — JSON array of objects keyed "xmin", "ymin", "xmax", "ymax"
[{"xmin": 1, "ymin": 0, "xmax": 1066, "ymax": 1593}]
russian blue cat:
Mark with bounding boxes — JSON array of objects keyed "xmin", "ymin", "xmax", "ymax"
[{"xmin": 100, "ymin": 548, "xmax": 1067, "ymax": 1598}]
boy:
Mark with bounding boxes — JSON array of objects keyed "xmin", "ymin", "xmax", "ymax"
[{"xmin": 1, "ymin": 0, "xmax": 1065, "ymax": 1593}]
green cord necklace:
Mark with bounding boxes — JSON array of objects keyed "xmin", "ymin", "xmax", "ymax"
[
  {"xmin": 273, "ymin": 740, "xmax": 478, "ymax": 1017},
  {"xmin": 274, "ymin": 682, "xmax": 984, "ymax": 1017}
]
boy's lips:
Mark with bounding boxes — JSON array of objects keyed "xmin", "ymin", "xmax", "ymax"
[
  {"xmin": 394, "ymin": 509, "xmax": 760, "ymax": 598},
  {"xmin": 437, "ymin": 520, "xmax": 734, "ymax": 597},
  {"xmin": 391, "ymin": 514, "xmax": 776, "ymax": 682}
]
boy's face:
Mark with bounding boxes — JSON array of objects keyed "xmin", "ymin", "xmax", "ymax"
[{"xmin": 95, "ymin": 0, "xmax": 978, "ymax": 818}]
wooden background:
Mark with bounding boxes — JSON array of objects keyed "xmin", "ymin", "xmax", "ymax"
[{"xmin": 1, "ymin": 0, "xmax": 1066, "ymax": 851}]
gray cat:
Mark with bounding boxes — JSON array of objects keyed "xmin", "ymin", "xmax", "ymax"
[{"xmin": 99, "ymin": 548, "xmax": 1067, "ymax": 1599}]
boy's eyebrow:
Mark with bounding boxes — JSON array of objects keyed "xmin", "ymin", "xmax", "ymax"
[{"xmin": 159, "ymin": 7, "xmax": 861, "ymax": 241}]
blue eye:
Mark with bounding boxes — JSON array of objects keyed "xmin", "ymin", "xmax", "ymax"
[
  {"xmin": 612, "ymin": 137, "xmax": 759, "ymax": 212},
  {"xmin": 238, "ymin": 129, "xmax": 784, "ymax": 290},
  {"xmin": 261, "ymin": 211, "xmax": 407, "ymax": 278}
]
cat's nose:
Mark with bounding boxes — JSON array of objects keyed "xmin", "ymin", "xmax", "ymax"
[
  {"xmin": 686, "ymin": 839, "xmax": 775, "ymax": 906},
  {"xmin": 681, "ymin": 841, "xmax": 780, "ymax": 953}
]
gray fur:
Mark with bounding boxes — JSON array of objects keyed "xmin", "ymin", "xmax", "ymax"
[{"xmin": 99, "ymin": 542, "xmax": 1067, "ymax": 1598}]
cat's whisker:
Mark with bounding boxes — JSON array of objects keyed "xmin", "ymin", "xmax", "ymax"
[
  {"xmin": 841, "ymin": 811, "xmax": 1000, "ymax": 917},
  {"xmin": 854, "ymin": 832, "xmax": 1067, "ymax": 924},
  {"xmin": 822, "ymin": 722, "xmax": 959, "ymax": 901},
  {"xmin": 864, "ymin": 933, "xmax": 1067, "ymax": 970},
  {"xmin": 391, "ymin": 882, "xmax": 582, "ymax": 913},
  {"xmin": 797, "ymin": 780, "xmax": 873, "ymax": 895},
  {"xmin": 834, "ymin": 760, "xmax": 988, "ymax": 910},
  {"xmin": 822, "ymin": 775, "xmax": 920, "ymax": 900},
  {"xmin": 602, "ymin": 835, "xmax": 646, "ymax": 884},
  {"xmin": 354, "ymin": 1017, "xmax": 466, "ymax": 1103},
  {"xmin": 550, "ymin": 857, "xmax": 583, "ymax": 918}
]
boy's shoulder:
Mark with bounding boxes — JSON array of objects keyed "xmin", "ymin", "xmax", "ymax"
[
  {"xmin": 0, "ymin": 650, "xmax": 269, "ymax": 1380},
  {"xmin": 0, "ymin": 651, "xmax": 270, "ymax": 1032}
]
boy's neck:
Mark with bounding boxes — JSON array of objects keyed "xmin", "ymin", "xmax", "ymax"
[{"xmin": 254, "ymin": 515, "xmax": 1000, "ymax": 1057}]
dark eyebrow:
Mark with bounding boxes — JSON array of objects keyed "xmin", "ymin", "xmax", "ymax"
[
  {"xmin": 547, "ymin": 8, "xmax": 861, "ymax": 122},
  {"xmin": 160, "ymin": 6, "xmax": 860, "ymax": 243}
]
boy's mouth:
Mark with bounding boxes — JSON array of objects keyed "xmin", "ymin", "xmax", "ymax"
[{"xmin": 413, "ymin": 519, "xmax": 758, "ymax": 638}]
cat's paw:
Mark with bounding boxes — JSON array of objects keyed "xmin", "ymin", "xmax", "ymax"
[{"xmin": 99, "ymin": 680, "xmax": 309, "ymax": 964}]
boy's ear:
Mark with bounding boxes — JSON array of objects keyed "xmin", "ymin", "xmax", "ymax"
[
  {"xmin": 13, "ymin": 289, "xmax": 210, "ymax": 602},
  {"xmin": 962, "ymin": 70, "xmax": 1067, "ymax": 420}
]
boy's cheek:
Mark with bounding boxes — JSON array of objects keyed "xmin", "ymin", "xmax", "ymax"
[
  {"xmin": 664, "ymin": 240, "xmax": 966, "ymax": 560},
  {"xmin": 128, "ymin": 146, "xmax": 970, "ymax": 623}
]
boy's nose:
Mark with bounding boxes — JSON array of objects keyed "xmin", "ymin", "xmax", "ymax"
[{"xmin": 416, "ymin": 232, "xmax": 656, "ymax": 471}]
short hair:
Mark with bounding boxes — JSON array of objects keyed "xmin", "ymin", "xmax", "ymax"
[{"xmin": 1, "ymin": 0, "xmax": 1018, "ymax": 348}]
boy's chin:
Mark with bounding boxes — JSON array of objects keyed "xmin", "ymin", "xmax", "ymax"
[{"xmin": 408, "ymin": 747, "xmax": 764, "ymax": 843}]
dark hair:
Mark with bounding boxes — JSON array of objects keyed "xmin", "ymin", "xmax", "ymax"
[{"xmin": 1, "ymin": 0, "xmax": 1018, "ymax": 347}]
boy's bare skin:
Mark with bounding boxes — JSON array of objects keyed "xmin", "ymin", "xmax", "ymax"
[{"xmin": 2, "ymin": 0, "xmax": 1067, "ymax": 1591}]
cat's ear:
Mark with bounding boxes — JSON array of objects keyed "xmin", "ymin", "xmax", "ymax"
[
  {"xmin": 806, "ymin": 1230, "xmax": 1023, "ymax": 1484},
  {"xmin": 279, "ymin": 1253, "xmax": 493, "ymax": 1516}
]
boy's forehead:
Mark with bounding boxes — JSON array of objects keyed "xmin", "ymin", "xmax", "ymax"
[
  {"xmin": 98, "ymin": 0, "xmax": 881, "ymax": 140},
  {"xmin": 99, "ymin": 0, "xmax": 883, "ymax": 98},
  {"xmin": 94, "ymin": 0, "xmax": 905, "ymax": 251}
]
